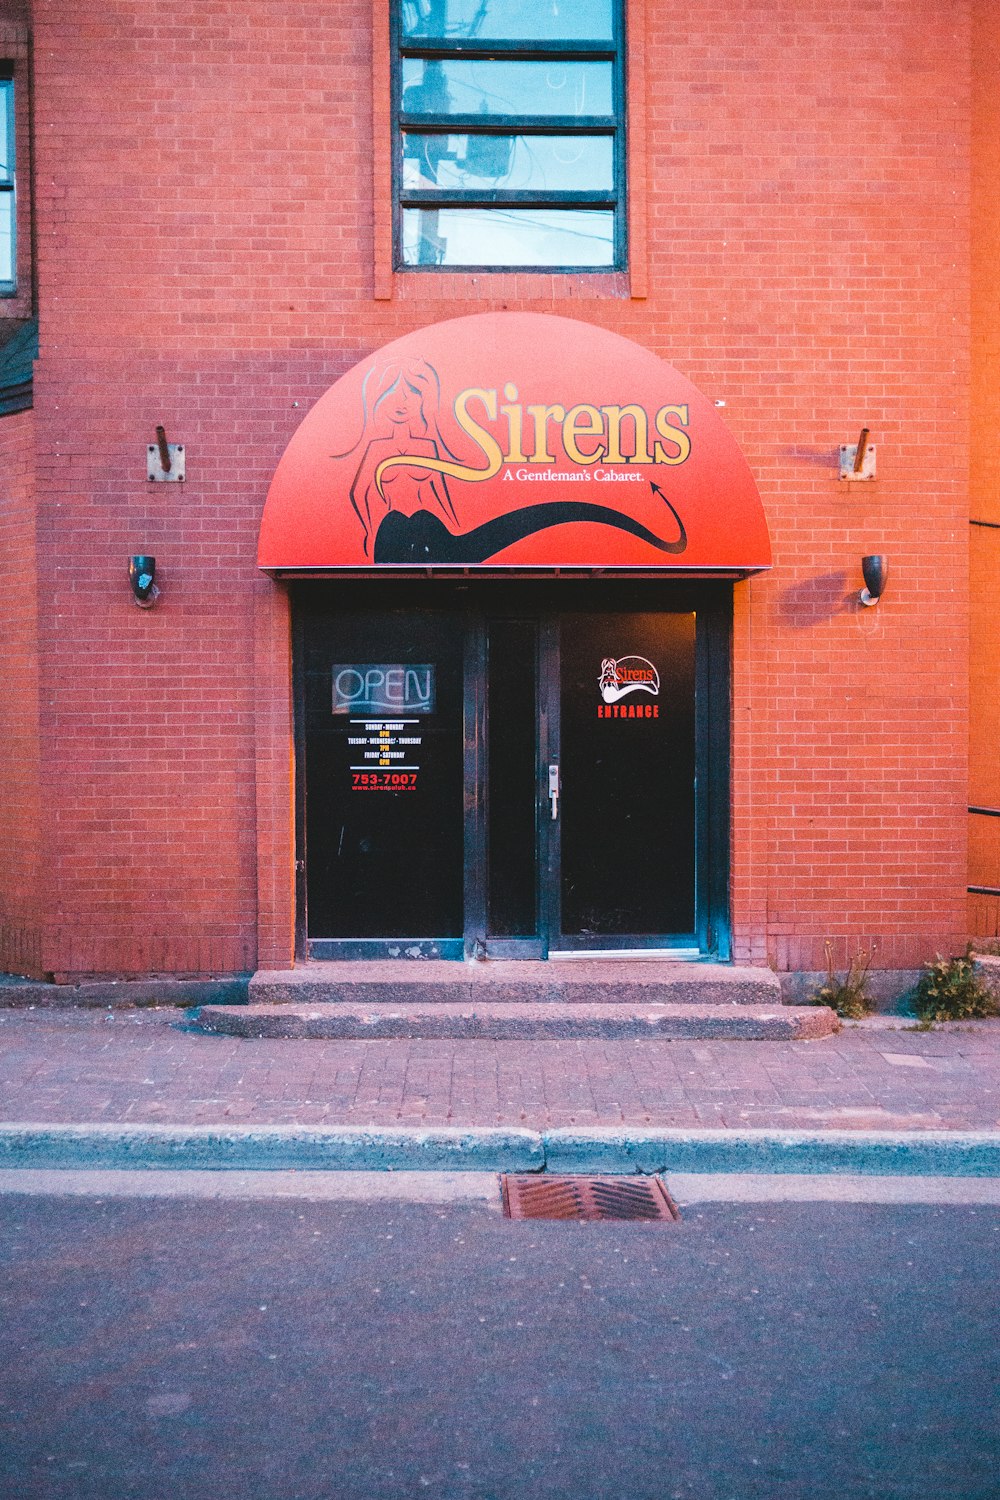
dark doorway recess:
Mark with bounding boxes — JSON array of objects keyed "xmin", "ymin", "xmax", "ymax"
[{"xmin": 294, "ymin": 580, "xmax": 731, "ymax": 961}]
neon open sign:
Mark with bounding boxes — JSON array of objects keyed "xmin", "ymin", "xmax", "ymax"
[{"xmin": 332, "ymin": 664, "xmax": 436, "ymax": 715}]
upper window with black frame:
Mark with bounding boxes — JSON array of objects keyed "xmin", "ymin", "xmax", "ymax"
[
  {"xmin": 395, "ymin": 1, "xmax": 624, "ymax": 271},
  {"xmin": 0, "ymin": 73, "xmax": 15, "ymax": 294}
]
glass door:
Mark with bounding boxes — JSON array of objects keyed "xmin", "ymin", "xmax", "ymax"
[
  {"xmin": 298, "ymin": 585, "xmax": 727, "ymax": 961},
  {"xmin": 549, "ymin": 611, "xmax": 698, "ymax": 953},
  {"xmin": 302, "ymin": 605, "xmax": 466, "ymax": 959},
  {"xmin": 479, "ymin": 604, "xmax": 706, "ymax": 958}
]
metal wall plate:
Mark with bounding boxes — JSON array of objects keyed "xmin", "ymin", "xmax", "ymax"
[
  {"xmin": 147, "ymin": 442, "xmax": 185, "ymax": 481},
  {"xmin": 839, "ymin": 442, "xmax": 876, "ymax": 480}
]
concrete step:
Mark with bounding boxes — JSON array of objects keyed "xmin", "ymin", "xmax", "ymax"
[
  {"xmin": 249, "ymin": 960, "xmax": 783, "ymax": 1008},
  {"xmin": 195, "ymin": 1001, "xmax": 838, "ymax": 1042}
]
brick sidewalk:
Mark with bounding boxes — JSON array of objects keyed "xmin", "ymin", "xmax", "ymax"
[{"xmin": 1, "ymin": 1008, "xmax": 999, "ymax": 1132}]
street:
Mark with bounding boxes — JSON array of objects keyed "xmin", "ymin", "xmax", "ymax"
[{"xmin": 2, "ymin": 1185, "xmax": 998, "ymax": 1499}]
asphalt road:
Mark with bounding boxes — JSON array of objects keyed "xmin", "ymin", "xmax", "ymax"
[{"xmin": 1, "ymin": 1189, "xmax": 998, "ymax": 1500}]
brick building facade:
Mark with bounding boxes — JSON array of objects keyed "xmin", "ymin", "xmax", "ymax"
[{"xmin": 0, "ymin": 0, "xmax": 996, "ymax": 985}]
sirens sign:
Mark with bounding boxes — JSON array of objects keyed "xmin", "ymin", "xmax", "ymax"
[
  {"xmin": 258, "ymin": 312, "xmax": 772, "ymax": 574},
  {"xmin": 598, "ymin": 656, "xmax": 661, "ymax": 719},
  {"xmin": 600, "ymin": 656, "xmax": 659, "ymax": 702}
]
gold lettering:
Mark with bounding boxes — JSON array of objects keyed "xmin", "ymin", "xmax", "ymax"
[
  {"xmin": 500, "ymin": 382, "xmax": 528, "ymax": 463},
  {"xmin": 653, "ymin": 404, "xmax": 691, "ymax": 465},
  {"xmin": 562, "ymin": 404, "xmax": 606, "ymax": 466},
  {"xmin": 526, "ymin": 403, "xmax": 566, "ymax": 465},
  {"xmin": 604, "ymin": 405, "xmax": 654, "ymax": 465},
  {"xmin": 453, "ymin": 387, "xmax": 504, "ymax": 476}
]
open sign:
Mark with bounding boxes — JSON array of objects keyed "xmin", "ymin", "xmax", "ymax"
[{"xmin": 332, "ymin": 664, "xmax": 436, "ymax": 715}]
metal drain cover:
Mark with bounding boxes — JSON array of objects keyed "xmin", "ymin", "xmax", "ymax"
[{"xmin": 502, "ymin": 1175, "xmax": 681, "ymax": 1223}]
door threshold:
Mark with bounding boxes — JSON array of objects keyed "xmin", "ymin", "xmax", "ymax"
[{"xmin": 546, "ymin": 948, "xmax": 703, "ymax": 962}]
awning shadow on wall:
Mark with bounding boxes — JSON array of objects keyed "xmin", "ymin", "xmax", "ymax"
[{"xmin": 777, "ymin": 571, "xmax": 850, "ymax": 628}]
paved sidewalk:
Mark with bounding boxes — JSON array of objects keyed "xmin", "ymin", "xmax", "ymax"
[{"xmin": 1, "ymin": 1007, "xmax": 998, "ymax": 1133}]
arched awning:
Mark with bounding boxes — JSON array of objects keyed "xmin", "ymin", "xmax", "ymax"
[{"xmin": 258, "ymin": 312, "xmax": 771, "ymax": 576}]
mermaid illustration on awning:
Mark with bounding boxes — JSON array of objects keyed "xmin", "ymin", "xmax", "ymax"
[{"xmin": 339, "ymin": 359, "xmax": 688, "ymax": 565}]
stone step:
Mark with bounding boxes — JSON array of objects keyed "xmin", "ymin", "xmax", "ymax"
[
  {"xmin": 249, "ymin": 960, "xmax": 783, "ymax": 1008},
  {"xmin": 195, "ymin": 1001, "xmax": 838, "ymax": 1042}
]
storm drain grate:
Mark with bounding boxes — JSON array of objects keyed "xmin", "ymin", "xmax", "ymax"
[{"xmin": 502, "ymin": 1174, "xmax": 681, "ymax": 1223}]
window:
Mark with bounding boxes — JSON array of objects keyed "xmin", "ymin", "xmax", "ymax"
[
  {"xmin": 394, "ymin": 1, "xmax": 624, "ymax": 271},
  {"xmin": 0, "ymin": 72, "xmax": 14, "ymax": 294}
]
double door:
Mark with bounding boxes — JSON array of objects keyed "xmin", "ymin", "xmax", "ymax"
[{"xmin": 297, "ymin": 583, "xmax": 729, "ymax": 959}]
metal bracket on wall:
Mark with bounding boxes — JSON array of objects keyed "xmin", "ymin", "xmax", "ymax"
[
  {"xmin": 147, "ymin": 426, "xmax": 186, "ymax": 482},
  {"xmin": 839, "ymin": 430, "xmax": 876, "ymax": 481}
]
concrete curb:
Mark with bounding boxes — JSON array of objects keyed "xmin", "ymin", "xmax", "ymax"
[
  {"xmin": 779, "ymin": 969, "xmax": 921, "ymax": 1013},
  {"xmin": 0, "ymin": 1123, "xmax": 998, "ymax": 1176},
  {"xmin": 541, "ymin": 1127, "xmax": 1000, "ymax": 1177},
  {"xmin": 0, "ymin": 975, "xmax": 251, "ymax": 1009},
  {"xmin": 0, "ymin": 1124, "xmax": 544, "ymax": 1173}
]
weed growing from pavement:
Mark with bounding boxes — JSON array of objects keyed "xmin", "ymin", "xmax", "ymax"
[
  {"xmin": 911, "ymin": 950, "xmax": 1000, "ymax": 1029},
  {"xmin": 811, "ymin": 941, "xmax": 877, "ymax": 1019}
]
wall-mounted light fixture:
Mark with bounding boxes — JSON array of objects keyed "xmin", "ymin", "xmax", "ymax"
[
  {"xmin": 129, "ymin": 555, "xmax": 159, "ymax": 609},
  {"xmin": 859, "ymin": 554, "xmax": 887, "ymax": 607}
]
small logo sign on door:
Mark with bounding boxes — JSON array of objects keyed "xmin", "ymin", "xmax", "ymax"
[
  {"xmin": 597, "ymin": 656, "xmax": 660, "ymax": 719},
  {"xmin": 598, "ymin": 656, "xmax": 660, "ymax": 703}
]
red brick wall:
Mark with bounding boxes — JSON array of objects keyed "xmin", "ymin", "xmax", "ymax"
[
  {"xmin": 25, "ymin": 0, "xmax": 973, "ymax": 976},
  {"xmin": 969, "ymin": 0, "xmax": 1000, "ymax": 939},
  {"xmin": 0, "ymin": 404, "xmax": 42, "ymax": 976},
  {"xmin": 0, "ymin": 3, "xmax": 39, "ymax": 976}
]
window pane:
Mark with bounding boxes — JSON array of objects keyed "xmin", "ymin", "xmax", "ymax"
[
  {"xmin": 402, "ymin": 207, "xmax": 614, "ymax": 266},
  {"xmin": 401, "ymin": 59, "xmax": 613, "ymax": 118},
  {"xmin": 0, "ymin": 82, "xmax": 12, "ymax": 186},
  {"xmin": 402, "ymin": 133, "xmax": 613, "ymax": 192},
  {"xmin": 304, "ymin": 610, "xmax": 465, "ymax": 940},
  {"xmin": 0, "ymin": 194, "xmax": 13, "ymax": 285},
  {"xmin": 401, "ymin": 0, "xmax": 614, "ymax": 42}
]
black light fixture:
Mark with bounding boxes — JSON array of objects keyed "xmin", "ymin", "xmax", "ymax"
[
  {"xmin": 129, "ymin": 555, "xmax": 159, "ymax": 609},
  {"xmin": 859, "ymin": 554, "xmax": 887, "ymax": 607}
]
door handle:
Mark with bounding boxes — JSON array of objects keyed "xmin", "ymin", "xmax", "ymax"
[{"xmin": 548, "ymin": 763, "xmax": 560, "ymax": 821}]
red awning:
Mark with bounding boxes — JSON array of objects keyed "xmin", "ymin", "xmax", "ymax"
[{"xmin": 258, "ymin": 312, "xmax": 771, "ymax": 576}]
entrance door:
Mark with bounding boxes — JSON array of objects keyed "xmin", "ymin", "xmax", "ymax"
[
  {"xmin": 547, "ymin": 611, "xmax": 697, "ymax": 952},
  {"xmin": 297, "ymin": 585, "xmax": 728, "ymax": 960}
]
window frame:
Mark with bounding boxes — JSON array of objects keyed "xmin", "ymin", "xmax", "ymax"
[
  {"xmin": 391, "ymin": 2, "xmax": 626, "ymax": 274},
  {"xmin": 0, "ymin": 70, "xmax": 15, "ymax": 296}
]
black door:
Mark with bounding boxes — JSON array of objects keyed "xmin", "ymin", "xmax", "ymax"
[
  {"xmin": 297, "ymin": 585, "xmax": 728, "ymax": 959},
  {"xmin": 549, "ymin": 611, "xmax": 698, "ymax": 951},
  {"xmin": 301, "ymin": 604, "xmax": 467, "ymax": 958}
]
